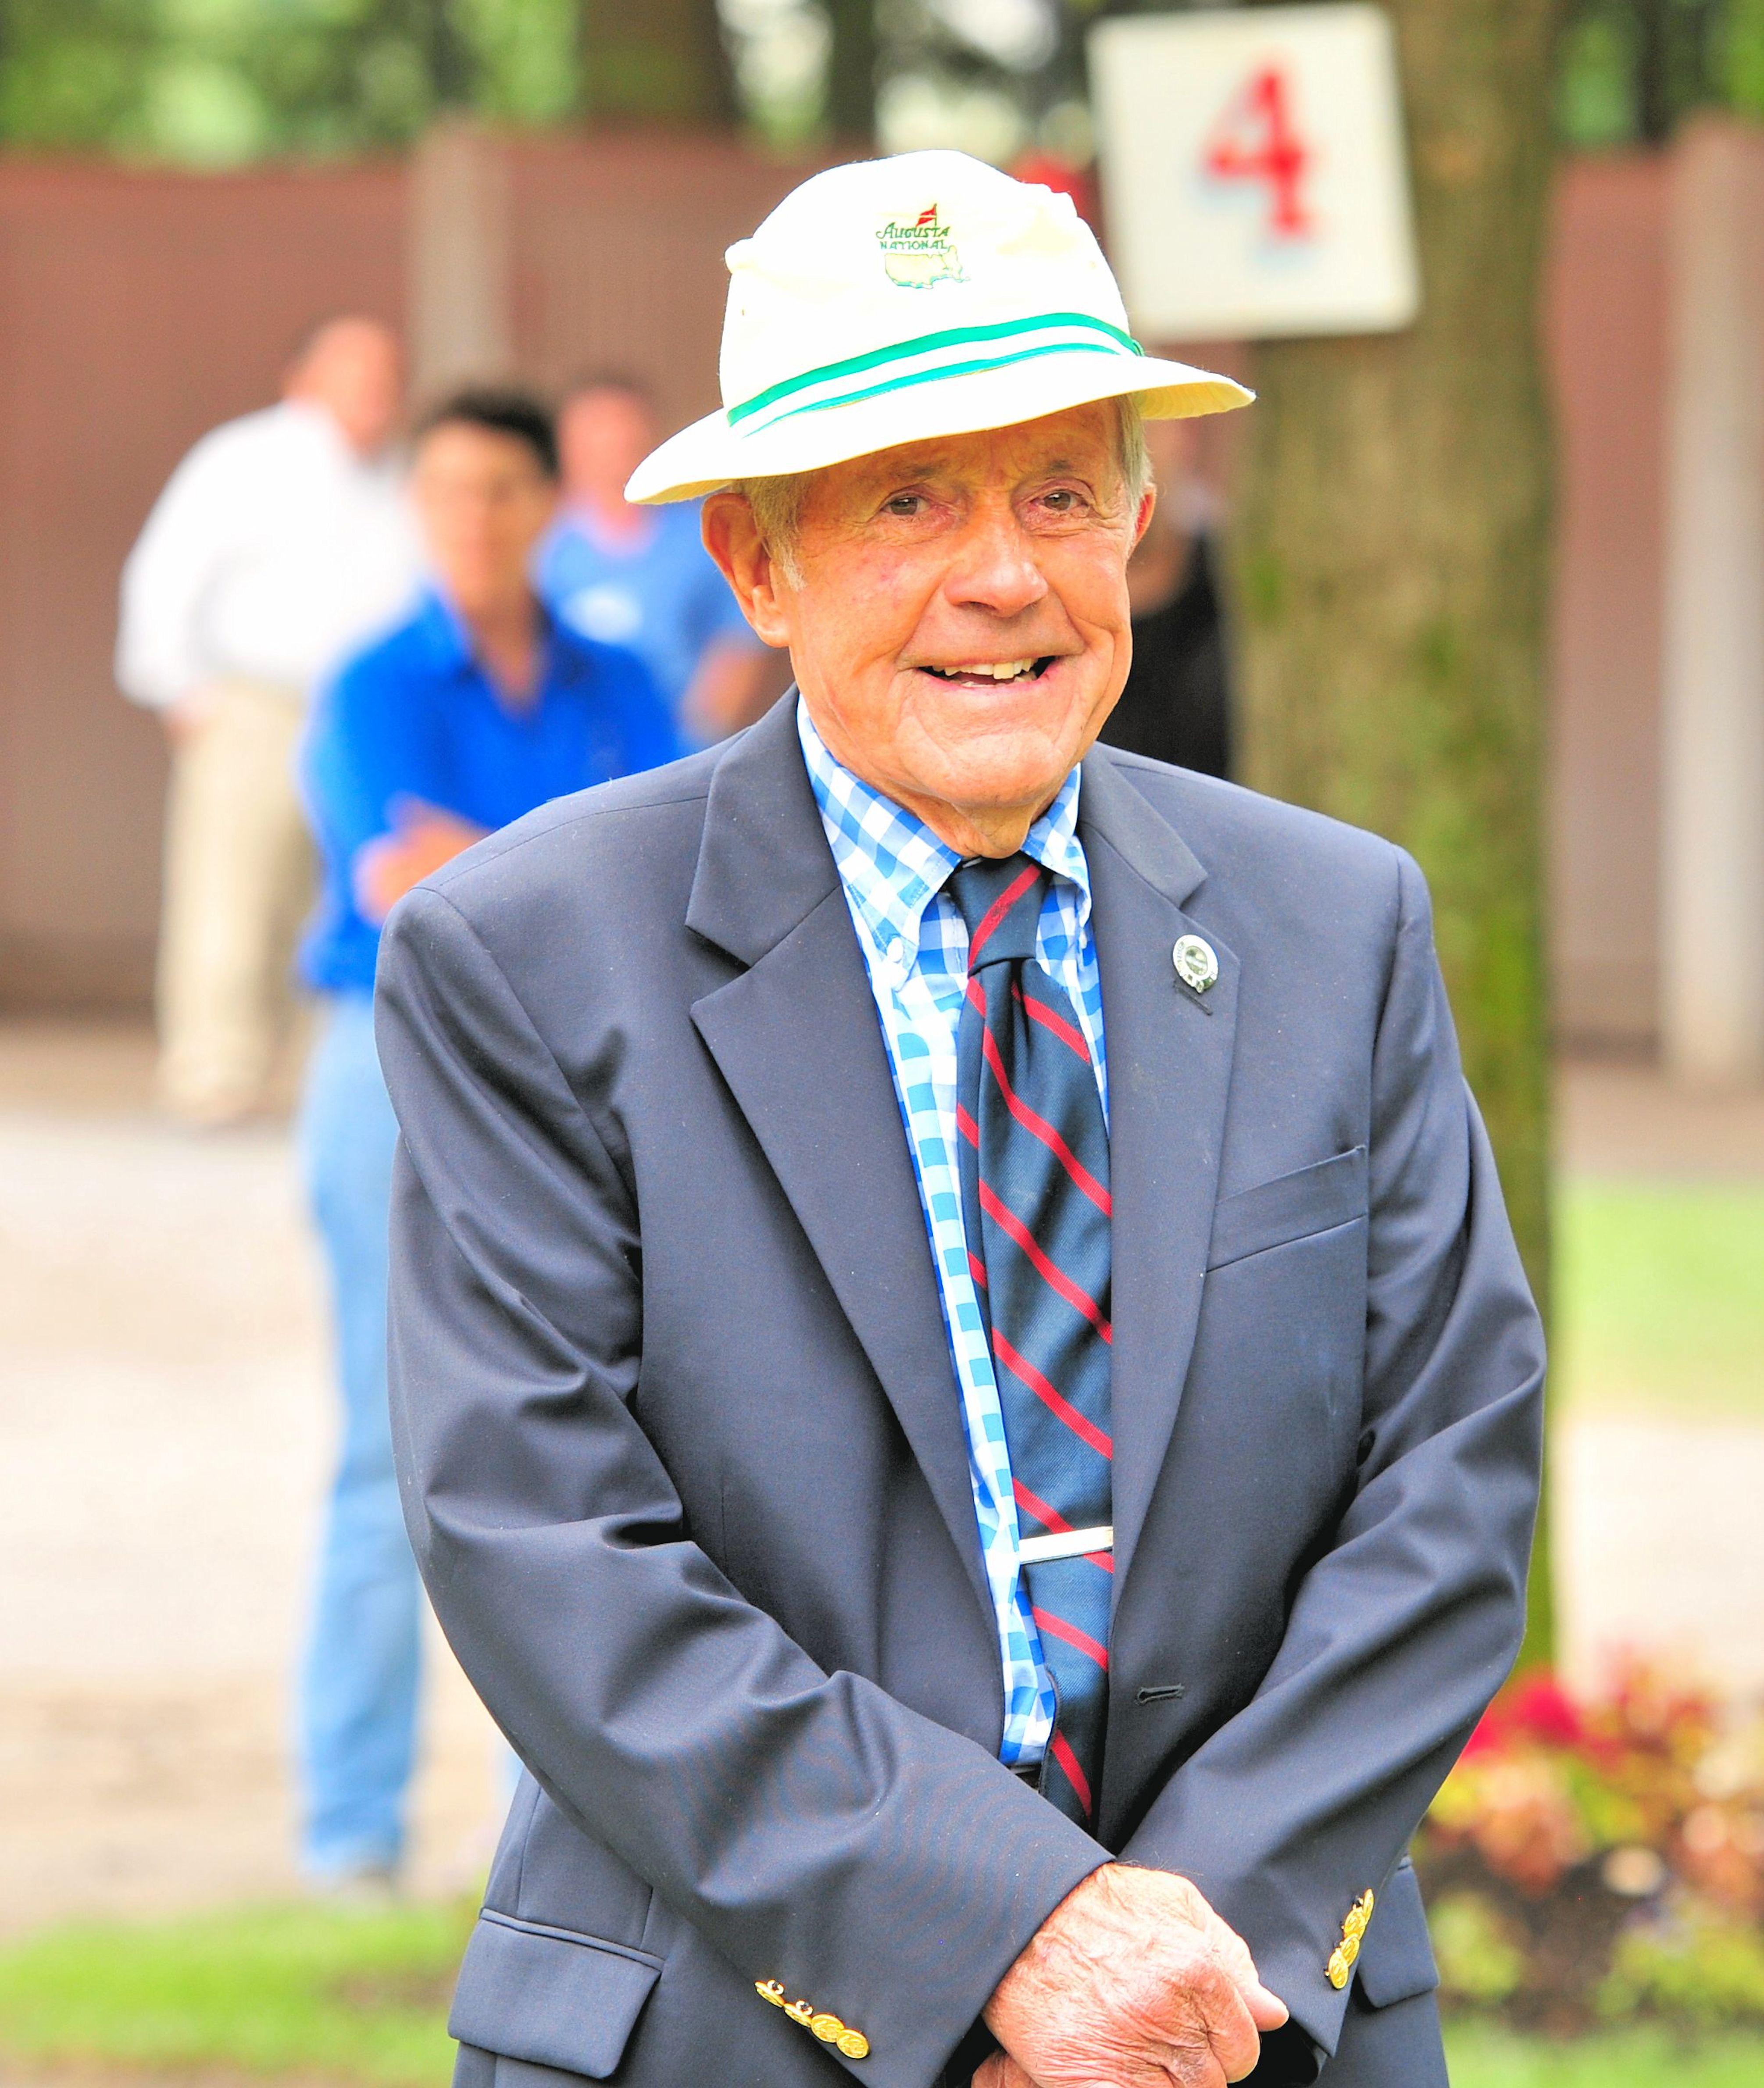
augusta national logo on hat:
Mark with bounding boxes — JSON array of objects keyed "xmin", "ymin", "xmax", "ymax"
[
  {"xmin": 622, "ymin": 150, "xmax": 1254, "ymax": 506},
  {"xmin": 877, "ymin": 203, "xmax": 964, "ymax": 289}
]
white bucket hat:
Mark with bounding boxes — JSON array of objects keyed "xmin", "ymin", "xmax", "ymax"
[{"xmin": 625, "ymin": 149, "xmax": 1252, "ymax": 505}]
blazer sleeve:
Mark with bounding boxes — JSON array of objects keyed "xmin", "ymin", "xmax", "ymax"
[
  {"xmin": 1120, "ymin": 846, "xmax": 1546, "ymax": 2076},
  {"xmin": 375, "ymin": 881, "xmax": 1104, "ymax": 2088}
]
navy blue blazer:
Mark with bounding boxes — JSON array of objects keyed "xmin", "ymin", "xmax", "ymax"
[{"xmin": 376, "ymin": 693, "xmax": 1544, "ymax": 2088}]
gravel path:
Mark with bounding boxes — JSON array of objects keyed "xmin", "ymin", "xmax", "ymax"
[{"xmin": 0, "ymin": 1029, "xmax": 500, "ymax": 1938}]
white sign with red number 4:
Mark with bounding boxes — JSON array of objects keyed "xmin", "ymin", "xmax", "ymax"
[{"xmin": 1089, "ymin": 5, "xmax": 1420, "ymax": 341}]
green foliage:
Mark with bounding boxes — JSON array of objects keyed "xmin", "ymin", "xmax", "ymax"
[
  {"xmin": 1433, "ymin": 1890, "xmax": 1530, "ymax": 2005},
  {"xmin": 15, "ymin": 1, "xmax": 1764, "ymax": 168},
  {"xmin": 1556, "ymin": 1182, "xmax": 1764, "ymax": 1418},
  {"xmin": 0, "ymin": 1, "xmax": 159, "ymax": 153},
  {"xmin": 1603, "ymin": 1904, "xmax": 1764, "ymax": 2025},
  {"xmin": 465, "ymin": 0, "xmax": 577, "ymax": 125},
  {"xmin": 0, "ymin": 0, "xmax": 582, "ymax": 162},
  {"xmin": 0, "ymin": 1899, "xmax": 474, "ymax": 2084},
  {"xmin": 1558, "ymin": 0, "xmax": 1764, "ymax": 145}
]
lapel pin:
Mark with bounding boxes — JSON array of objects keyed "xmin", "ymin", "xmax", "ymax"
[{"xmin": 1172, "ymin": 934, "xmax": 1218, "ymax": 996}]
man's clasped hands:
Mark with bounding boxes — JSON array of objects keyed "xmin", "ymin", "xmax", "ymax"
[{"xmin": 975, "ymin": 1864, "xmax": 1290, "ymax": 2088}]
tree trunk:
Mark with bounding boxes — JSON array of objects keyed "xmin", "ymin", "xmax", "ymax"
[
  {"xmin": 577, "ymin": 0, "xmax": 737, "ymax": 125},
  {"xmin": 414, "ymin": 0, "xmax": 478, "ymax": 109},
  {"xmin": 1635, "ymin": 0, "xmax": 1671, "ymax": 144},
  {"xmin": 825, "ymin": 0, "xmax": 878, "ymax": 143},
  {"xmin": 1230, "ymin": 0, "xmax": 1558, "ymax": 1664}
]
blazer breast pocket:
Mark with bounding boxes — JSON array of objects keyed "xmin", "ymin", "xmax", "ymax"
[{"xmin": 1205, "ymin": 1147, "xmax": 1368, "ymax": 1273}]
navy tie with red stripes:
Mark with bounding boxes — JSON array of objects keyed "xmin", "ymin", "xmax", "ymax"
[{"xmin": 950, "ymin": 853, "xmax": 1112, "ymax": 1827}]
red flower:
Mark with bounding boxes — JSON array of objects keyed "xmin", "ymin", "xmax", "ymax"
[
  {"xmin": 1460, "ymin": 1705, "xmax": 1511, "ymax": 1761},
  {"xmin": 1507, "ymin": 1674, "xmax": 1585, "ymax": 1749}
]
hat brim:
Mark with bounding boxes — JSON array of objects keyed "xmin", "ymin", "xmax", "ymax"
[{"xmin": 625, "ymin": 350, "xmax": 1252, "ymax": 505}]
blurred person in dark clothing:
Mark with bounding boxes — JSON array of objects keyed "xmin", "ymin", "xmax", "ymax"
[
  {"xmin": 537, "ymin": 375, "xmax": 783, "ymax": 747},
  {"xmin": 1098, "ymin": 417, "xmax": 1232, "ymax": 779},
  {"xmin": 295, "ymin": 389, "xmax": 676, "ymax": 1891}
]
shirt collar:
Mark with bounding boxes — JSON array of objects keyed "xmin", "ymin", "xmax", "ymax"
[
  {"xmin": 279, "ymin": 396, "xmax": 350, "ymax": 457},
  {"xmin": 562, "ymin": 500, "xmax": 661, "ymax": 559},
  {"xmin": 415, "ymin": 586, "xmax": 570, "ymax": 689},
  {"xmin": 278, "ymin": 395, "xmax": 407, "ymax": 487},
  {"xmin": 797, "ymin": 695, "xmax": 1090, "ymax": 970}
]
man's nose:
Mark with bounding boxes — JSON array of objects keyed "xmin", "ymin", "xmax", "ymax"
[{"xmin": 942, "ymin": 508, "xmax": 1048, "ymax": 620}]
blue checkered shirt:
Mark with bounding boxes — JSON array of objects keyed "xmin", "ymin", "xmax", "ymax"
[{"xmin": 798, "ymin": 699, "xmax": 1109, "ymax": 1767}]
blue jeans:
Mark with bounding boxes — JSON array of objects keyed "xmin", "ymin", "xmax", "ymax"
[{"xmin": 296, "ymin": 992, "xmax": 420, "ymax": 1875}]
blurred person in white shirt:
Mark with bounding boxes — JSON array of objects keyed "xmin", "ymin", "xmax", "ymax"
[{"xmin": 116, "ymin": 316, "xmax": 422, "ymax": 1127}]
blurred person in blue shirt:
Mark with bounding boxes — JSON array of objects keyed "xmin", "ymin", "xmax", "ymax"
[
  {"xmin": 536, "ymin": 375, "xmax": 783, "ymax": 747},
  {"xmin": 296, "ymin": 387, "xmax": 676, "ymax": 1890}
]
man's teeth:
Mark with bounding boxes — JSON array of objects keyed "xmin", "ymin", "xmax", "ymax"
[{"xmin": 928, "ymin": 660, "xmax": 1040, "ymax": 681}]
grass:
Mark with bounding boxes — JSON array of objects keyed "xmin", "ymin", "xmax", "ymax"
[
  {"xmin": 1554, "ymin": 1180, "xmax": 1764, "ymax": 1418},
  {"xmin": 1446, "ymin": 2019, "xmax": 1764, "ymax": 2084},
  {"xmin": 0, "ymin": 1900, "xmax": 473, "ymax": 2085},
  {"xmin": 0, "ymin": 1902, "xmax": 1760, "ymax": 2087}
]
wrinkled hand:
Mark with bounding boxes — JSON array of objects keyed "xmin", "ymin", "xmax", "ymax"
[{"xmin": 974, "ymin": 1864, "xmax": 1288, "ymax": 2088}]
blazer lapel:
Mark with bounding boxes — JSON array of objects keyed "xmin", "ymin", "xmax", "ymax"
[
  {"xmin": 686, "ymin": 700, "xmax": 992, "ymax": 1620},
  {"xmin": 1078, "ymin": 751, "xmax": 1240, "ymax": 1599}
]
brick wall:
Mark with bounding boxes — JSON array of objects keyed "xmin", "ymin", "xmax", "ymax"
[{"xmin": 0, "ymin": 133, "xmax": 1703, "ymax": 1055}]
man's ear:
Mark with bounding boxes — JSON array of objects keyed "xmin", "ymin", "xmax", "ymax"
[
  {"xmin": 702, "ymin": 491, "xmax": 793, "ymax": 649},
  {"xmin": 1130, "ymin": 481, "xmax": 1157, "ymax": 553}
]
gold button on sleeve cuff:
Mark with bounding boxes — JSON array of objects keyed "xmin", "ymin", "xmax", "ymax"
[
  {"xmin": 754, "ymin": 1978, "xmax": 869, "ymax": 2058},
  {"xmin": 1326, "ymin": 1888, "xmax": 1376, "ymax": 1988}
]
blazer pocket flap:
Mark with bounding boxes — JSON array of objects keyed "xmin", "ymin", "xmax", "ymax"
[
  {"xmin": 1206, "ymin": 1147, "xmax": 1368, "ymax": 1272},
  {"xmin": 449, "ymin": 1910, "xmax": 663, "ymax": 2079},
  {"xmin": 1354, "ymin": 1858, "xmax": 1440, "ymax": 2009}
]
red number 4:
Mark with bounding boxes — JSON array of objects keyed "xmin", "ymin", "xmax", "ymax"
[{"xmin": 1203, "ymin": 64, "xmax": 1314, "ymax": 238}]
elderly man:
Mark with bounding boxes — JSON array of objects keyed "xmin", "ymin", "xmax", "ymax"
[
  {"xmin": 118, "ymin": 316, "xmax": 419, "ymax": 1125},
  {"xmin": 377, "ymin": 153, "xmax": 1543, "ymax": 2088}
]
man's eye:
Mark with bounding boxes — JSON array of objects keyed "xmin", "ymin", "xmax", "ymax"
[
  {"xmin": 1040, "ymin": 489, "xmax": 1083, "ymax": 514},
  {"xmin": 882, "ymin": 495, "xmax": 924, "ymax": 517}
]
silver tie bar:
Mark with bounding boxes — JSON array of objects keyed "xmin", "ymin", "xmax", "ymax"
[{"xmin": 1017, "ymin": 1525, "xmax": 1114, "ymax": 1566}]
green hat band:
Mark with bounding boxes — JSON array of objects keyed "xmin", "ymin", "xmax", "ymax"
[{"xmin": 728, "ymin": 311, "xmax": 1145, "ymax": 438}]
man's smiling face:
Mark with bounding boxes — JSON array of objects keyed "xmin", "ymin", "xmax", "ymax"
[{"xmin": 705, "ymin": 402, "xmax": 1152, "ymax": 857}]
